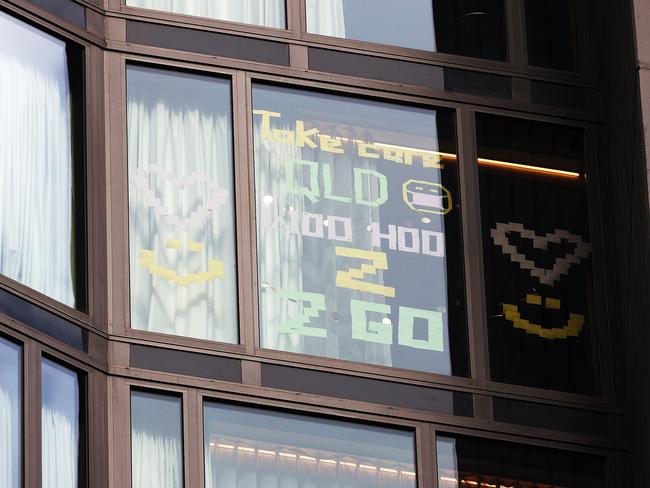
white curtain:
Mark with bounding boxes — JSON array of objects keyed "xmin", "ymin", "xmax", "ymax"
[
  {"xmin": 126, "ymin": 0, "xmax": 285, "ymax": 28},
  {"xmin": 132, "ymin": 430, "xmax": 183, "ymax": 488},
  {"xmin": 0, "ymin": 12, "xmax": 75, "ymax": 308},
  {"xmin": 0, "ymin": 339, "xmax": 20, "ymax": 488},
  {"xmin": 41, "ymin": 359, "xmax": 79, "ymax": 488},
  {"xmin": 255, "ymin": 120, "xmax": 392, "ymax": 367},
  {"xmin": 306, "ymin": 0, "xmax": 346, "ymax": 38},
  {"xmin": 306, "ymin": 0, "xmax": 345, "ymax": 38},
  {"xmin": 128, "ymin": 66, "xmax": 238, "ymax": 343}
]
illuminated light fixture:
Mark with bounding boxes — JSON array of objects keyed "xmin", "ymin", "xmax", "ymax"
[
  {"xmin": 380, "ymin": 467, "xmax": 399, "ymax": 474},
  {"xmin": 477, "ymin": 157, "xmax": 581, "ymax": 179},
  {"xmin": 314, "ymin": 133, "xmax": 579, "ymax": 179},
  {"xmin": 402, "ymin": 471, "xmax": 416, "ymax": 477},
  {"xmin": 359, "ymin": 464, "xmax": 378, "ymax": 471},
  {"xmin": 299, "ymin": 455, "xmax": 317, "ymax": 462},
  {"xmin": 258, "ymin": 449, "xmax": 275, "ymax": 456},
  {"xmin": 320, "ymin": 459, "xmax": 337, "ymax": 465},
  {"xmin": 217, "ymin": 443, "xmax": 235, "ymax": 450},
  {"xmin": 237, "ymin": 446, "xmax": 255, "ymax": 453},
  {"xmin": 279, "ymin": 452, "xmax": 297, "ymax": 459},
  {"xmin": 340, "ymin": 461, "xmax": 357, "ymax": 468}
]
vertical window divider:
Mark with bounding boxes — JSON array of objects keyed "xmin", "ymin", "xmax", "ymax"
[
  {"xmin": 109, "ymin": 377, "xmax": 131, "ymax": 488},
  {"xmin": 25, "ymin": 343, "xmax": 42, "ymax": 488},
  {"xmin": 186, "ymin": 389, "xmax": 203, "ymax": 488},
  {"xmin": 505, "ymin": 0, "xmax": 527, "ymax": 71},
  {"xmin": 233, "ymin": 71, "xmax": 257, "ymax": 355},
  {"xmin": 430, "ymin": 425, "xmax": 439, "ymax": 488},
  {"xmin": 286, "ymin": 0, "xmax": 304, "ymax": 39},
  {"xmin": 87, "ymin": 369, "xmax": 109, "ymax": 488},
  {"xmin": 456, "ymin": 107, "xmax": 490, "ymax": 386},
  {"xmin": 106, "ymin": 52, "xmax": 130, "ymax": 337},
  {"xmin": 416, "ymin": 423, "xmax": 434, "ymax": 488},
  {"xmin": 583, "ymin": 125, "xmax": 614, "ymax": 403}
]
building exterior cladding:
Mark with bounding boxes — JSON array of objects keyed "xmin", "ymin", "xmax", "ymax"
[{"xmin": 0, "ymin": 0, "xmax": 649, "ymax": 487}]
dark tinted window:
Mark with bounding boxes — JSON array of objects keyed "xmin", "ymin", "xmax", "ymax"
[
  {"xmin": 437, "ymin": 433, "xmax": 605, "ymax": 487},
  {"xmin": 476, "ymin": 114, "xmax": 598, "ymax": 394},
  {"xmin": 525, "ymin": 0, "xmax": 579, "ymax": 71},
  {"xmin": 307, "ymin": 0, "xmax": 507, "ymax": 61}
]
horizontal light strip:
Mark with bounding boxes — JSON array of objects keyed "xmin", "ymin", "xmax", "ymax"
[
  {"xmin": 477, "ymin": 157, "xmax": 581, "ymax": 179},
  {"xmin": 315, "ymin": 133, "xmax": 580, "ymax": 179},
  {"xmin": 212, "ymin": 440, "xmax": 414, "ymax": 477}
]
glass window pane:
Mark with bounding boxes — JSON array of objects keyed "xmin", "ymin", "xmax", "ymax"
[
  {"xmin": 131, "ymin": 390, "xmax": 184, "ymax": 488},
  {"xmin": 306, "ymin": 0, "xmax": 507, "ymax": 60},
  {"xmin": 476, "ymin": 114, "xmax": 598, "ymax": 394},
  {"xmin": 0, "ymin": 337, "xmax": 21, "ymax": 488},
  {"xmin": 0, "ymin": 11, "xmax": 86, "ymax": 310},
  {"xmin": 204, "ymin": 401, "xmax": 416, "ymax": 487},
  {"xmin": 127, "ymin": 65, "xmax": 238, "ymax": 343},
  {"xmin": 126, "ymin": 0, "xmax": 286, "ymax": 29},
  {"xmin": 253, "ymin": 84, "xmax": 468, "ymax": 376},
  {"xmin": 41, "ymin": 358, "xmax": 81, "ymax": 488},
  {"xmin": 525, "ymin": 0, "xmax": 579, "ymax": 71},
  {"xmin": 436, "ymin": 434, "xmax": 605, "ymax": 487}
]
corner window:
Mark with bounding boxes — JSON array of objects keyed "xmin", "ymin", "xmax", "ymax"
[
  {"xmin": 0, "ymin": 11, "xmax": 86, "ymax": 310},
  {"xmin": 0, "ymin": 337, "xmax": 21, "ymax": 488},
  {"xmin": 125, "ymin": 0, "xmax": 286, "ymax": 29},
  {"xmin": 436, "ymin": 433, "xmax": 605, "ymax": 487},
  {"xmin": 131, "ymin": 390, "xmax": 184, "ymax": 488},
  {"xmin": 306, "ymin": 0, "xmax": 507, "ymax": 60},
  {"xmin": 253, "ymin": 84, "xmax": 468, "ymax": 376},
  {"xmin": 127, "ymin": 65, "xmax": 239, "ymax": 343},
  {"xmin": 41, "ymin": 357, "xmax": 84, "ymax": 487},
  {"xmin": 476, "ymin": 114, "xmax": 598, "ymax": 394},
  {"xmin": 204, "ymin": 401, "xmax": 417, "ymax": 487}
]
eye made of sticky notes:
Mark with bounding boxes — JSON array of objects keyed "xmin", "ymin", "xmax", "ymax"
[
  {"xmin": 402, "ymin": 179, "xmax": 452, "ymax": 215},
  {"xmin": 139, "ymin": 238, "xmax": 224, "ymax": 287},
  {"xmin": 132, "ymin": 165, "xmax": 229, "ymax": 232}
]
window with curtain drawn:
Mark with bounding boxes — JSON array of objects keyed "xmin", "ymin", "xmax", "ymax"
[
  {"xmin": 253, "ymin": 84, "xmax": 468, "ymax": 376},
  {"xmin": 41, "ymin": 357, "xmax": 83, "ymax": 488},
  {"xmin": 127, "ymin": 65, "xmax": 239, "ymax": 343},
  {"xmin": 125, "ymin": 0, "xmax": 286, "ymax": 29},
  {"xmin": 306, "ymin": 0, "xmax": 507, "ymax": 60},
  {"xmin": 0, "ymin": 337, "xmax": 21, "ymax": 488},
  {"xmin": 0, "ymin": 11, "xmax": 86, "ymax": 310},
  {"xmin": 436, "ymin": 433, "xmax": 605, "ymax": 487},
  {"xmin": 204, "ymin": 401, "xmax": 417, "ymax": 487},
  {"xmin": 131, "ymin": 390, "xmax": 184, "ymax": 488},
  {"xmin": 477, "ymin": 114, "xmax": 598, "ymax": 394}
]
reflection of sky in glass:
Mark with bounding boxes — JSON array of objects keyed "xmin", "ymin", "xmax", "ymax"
[
  {"xmin": 307, "ymin": 0, "xmax": 436, "ymax": 51},
  {"xmin": 253, "ymin": 84, "xmax": 464, "ymax": 375},
  {"xmin": 205, "ymin": 401, "xmax": 416, "ymax": 487},
  {"xmin": 131, "ymin": 390, "xmax": 182, "ymax": 441},
  {"xmin": 42, "ymin": 358, "xmax": 80, "ymax": 423},
  {"xmin": 0, "ymin": 338, "xmax": 21, "ymax": 488}
]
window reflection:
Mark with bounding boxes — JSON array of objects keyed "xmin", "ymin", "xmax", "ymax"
[
  {"xmin": 204, "ymin": 401, "xmax": 416, "ymax": 487},
  {"xmin": 253, "ymin": 84, "xmax": 468, "ymax": 376},
  {"xmin": 131, "ymin": 390, "xmax": 184, "ymax": 488},
  {"xmin": 306, "ymin": 0, "xmax": 507, "ymax": 60},
  {"xmin": 41, "ymin": 358, "xmax": 82, "ymax": 488},
  {"xmin": 126, "ymin": 0, "xmax": 286, "ymax": 29},
  {"xmin": 525, "ymin": 0, "xmax": 579, "ymax": 71},
  {"xmin": 0, "ymin": 338, "xmax": 21, "ymax": 488},
  {"xmin": 436, "ymin": 434, "xmax": 605, "ymax": 487},
  {"xmin": 0, "ymin": 11, "xmax": 86, "ymax": 310},
  {"xmin": 477, "ymin": 114, "xmax": 598, "ymax": 394},
  {"xmin": 127, "ymin": 65, "xmax": 238, "ymax": 343}
]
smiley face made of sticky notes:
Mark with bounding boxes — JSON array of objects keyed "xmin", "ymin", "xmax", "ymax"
[
  {"xmin": 133, "ymin": 165, "xmax": 230, "ymax": 287},
  {"xmin": 491, "ymin": 222, "xmax": 592, "ymax": 340}
]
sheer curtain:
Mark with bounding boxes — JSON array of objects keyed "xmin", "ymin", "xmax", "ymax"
[
  {"xmin": 255, "ymin": 120, "xmax": 392, "ymax": 367},
  {"xmin": 0, "ymin": 339, "xmax": 20, "ymax": 488},
  {"xmin": 0, "ymin": 12, "xmax": 75, "ymax": 308},
  {"xmin": 131, "ymin": 391, "xmax": 183, "ymax": 488},
  {"xmin": 126, "ymin": 0, "xmax": 285, "ymax": 28},
  {"xmin": 128, "ymin": 66, "xmax": 238, "ymax": 343},
  {"xmin": 41, "ymin": 359, "xmax": 79, "ymax": 488},
  {"xmin": 306, "ymin": 0, "xmax": 346, "ymax": 38}
]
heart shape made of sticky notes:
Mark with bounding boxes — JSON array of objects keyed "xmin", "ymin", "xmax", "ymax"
[{"xmin": 490, "ymin": 222, "xmax": 591, "ymax": 286}]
